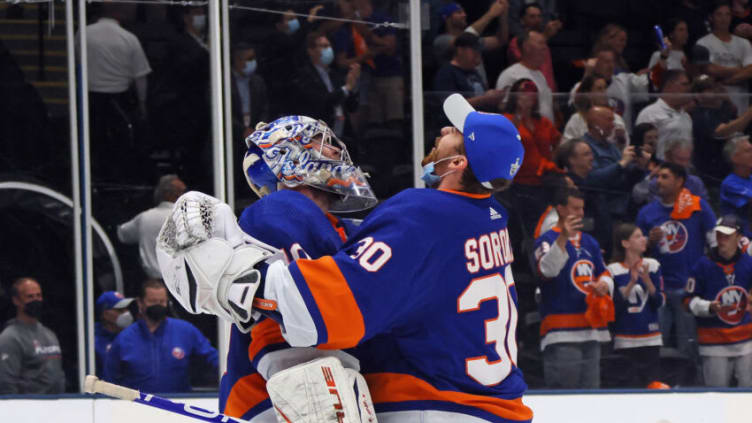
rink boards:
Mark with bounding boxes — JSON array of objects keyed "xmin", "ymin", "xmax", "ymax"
[{"xmin": 0, "ymin": 390, "xmax": 750, "ymax": 423}]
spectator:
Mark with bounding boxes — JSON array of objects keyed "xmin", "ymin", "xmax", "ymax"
[
  {"xmin": 361, "ymin": 1, "xmax": 405, "ymax": 128},
  {"xmin": 691, "ymin": 74, "xmax": 752, "ymax": 180},
  {"xmin": 507, "ymin": 2, "xmax": 562, "ymax": 91},
  {"xmin": 607, "ymin": 223, "xmax": 665, "ymax": 388},
  {"xmin": 104, "ymin": 279, "xmax": 218, "ymax": 393},
  {"xmin": 632, "ymin": 122, "xmax": 660, "ymax": 159},
  {"xmin": 592, "ymin": 24, "xmax": 630, "ymax": 74},
  {"xmin": 533, "ymin": 173, "xmax": 576, "ymax": 239},
  {"xmin": 675, "ymin": 0, "xmax": 709, "ymax": 47},
  {"xmin": 648, "ymin": 18, "xmax": 689, "ymax": 71},
  {"xmin": 433, "ymin": 33, "xmax": 504, "ymax": 110},
  {"xmin": 635, "ymin": 70, "xmax": 694, "ymax": 160},
  {"xmin": 496, "ymin": 30, "xmax": 554, "ymax": 121},
  {"xmin": 632, "ymin": 139, "xmax": 709, "ymax": 206},
  {"xmin": 95, "ymin": 291, "xmax": 134, "ymax": 377},
  {"xmin": 720, "ymin": 135, "xmax": 752, "ymax": 230},
  {"xmin": 564, "ymin": 75, "xmax": 629, "ymax": 145},
  {"xmin": 292, "ymin": 33, "xmax": 360, "ymax": 137},
  {"xmin": 685, "ymin": 214, "xmax": 752, "ymax": 387},
  {"xmin": 583, "ymin": 106, "xmax": 648, "ymax": 251},
  {"xmin": 732, "ymin": 0, "xmax": 752, "ymax": 41},
  {"xmin": 81, "ymin": 3, "xmax": 151, "ymax": 183},
  {"xmin": 433, "ymin": 1, "xmax": 510, "ymax": 87},
  {"xmin": 258, "ymin": 8, "xmax": 310, "ymax": 118},
  {"xmin": 0, "ymin": 277, "xmax": 65, "ymax": 394},
  {"xmin": 230, "ymin": 42, "xmax": 269, "ymax": 140},
  {"xmin": 118, "ymin": 175, "xmax": 186, "ymax": 280},
  {"xmin": 534, "ymin": 187, "xmax": 614, "ymax": 388},
  {"xmin": 508, "ymin": 0, "xmax": 559, "ymax": 36},
  {"xmin": 501, "ymin": 78, "xmax": 561, "ymax": 232},
  {"xmin": 573, "ymin": 48, "xmax": 655, "ymax": 131},
  {"xmin": 696, "ymin": 1, "xmax": 752, "ymax": 115},
  {"xmin": 636, "ymin": 162, "xmax": 717, "ymax": 360}
]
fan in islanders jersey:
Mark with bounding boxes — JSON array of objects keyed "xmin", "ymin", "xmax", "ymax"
[{"xmin": 157, "ymin": 94, "xmax": 532, "ymax": 422}]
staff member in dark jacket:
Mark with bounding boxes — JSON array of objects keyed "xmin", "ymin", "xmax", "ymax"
[
  {"xmin": 0, "ymin": 277, "xmax": 65, "ymax": 394},
  {"xmin": 292, "ymin": 32, "xmax": 360, "ymax": 136},
  {"xmin": 104, "ymin": 279, "xmax": 218, "ymax": 393}
]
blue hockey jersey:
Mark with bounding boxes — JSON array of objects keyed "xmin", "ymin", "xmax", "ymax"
[
  {"xmin": 264, "ymin": 188, "xmax": 532, "ymax": 422},
  {"xmin": 533, "ymin": 228, "xmax": 613, "ymax": 351},
  {"xmin": 219, "ymin": 190, "xmax": 357, "ymax": 420},
  {"xmin": 607, "ymin": 259, "xmax": 665, "ymax": 349},
  {"xmin": 685, "ymin": 250, "xmax": 752, "ymax": 357},
  {"xmin": 636, "ymin": 197, "xmax": 716, "ymax": 290}
]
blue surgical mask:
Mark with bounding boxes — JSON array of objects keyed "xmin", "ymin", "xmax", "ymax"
[
  {"xmin": 421, "ymin": 155, "xmax": 461, "ymax": 187},
  {"xmin": 320, "ymin": 46, "xmax": 334, "ymax": 66},
  {"xmin": 242, "ymin": 59, "xmax": 257, "ymax": 76},
  {"xmin": 287, "ymin": 18, "xmax": 300, "ymax": 34},
  {"xmin": 192, "ymin": 15, "xmax": 207, "ymax": 33}
]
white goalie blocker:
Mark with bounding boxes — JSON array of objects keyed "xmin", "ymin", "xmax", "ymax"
[{"xmin": 267, "ymin": 356, "xmax": 377, "ymax": 423}]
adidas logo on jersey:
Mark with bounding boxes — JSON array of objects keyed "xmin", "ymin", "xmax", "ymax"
[{"xmin": 489, "ymin": 207, "xmax": 501, "ymax": 220}]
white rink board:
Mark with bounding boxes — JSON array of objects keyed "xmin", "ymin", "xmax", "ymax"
[{"xmin": 0, "ymin": 392, "xmax": 750, "ymax": 422}]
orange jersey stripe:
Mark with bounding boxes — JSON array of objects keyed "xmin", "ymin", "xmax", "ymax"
[
  {"xmin": 438, "ymin": 188, "xmax": 491, "ymax": 199},
  {"xmin": 297, "ymin": 257, "xmax": 366, "ymax": 349},
  {"xmin": 533, "ymin": 206, "xmax": 553, "ymax": 239},
  {"xmin": 539, "ymin": 313, "xmax": 592, "ymax": 336},
  {"xmin": 365, "ymin": 372, "xmax": 533, "ymax": 422},
  {"xmin": 248, "ymin": 318, "xmax": 286, "ymax": 363},
  {"xmin": 224, "ymin": 373, "xmax": 269, "ymax": 418},
  {"xmin": 325, "ymin": 212, "xmax": 348, "ymax": 243},
  {"xmin": 615, "ymin": 332, "xmax": 662, "ymax": 339},
  {"xmin": 697, "ymin": 323, "xmax": 752, "ymax": 345}
]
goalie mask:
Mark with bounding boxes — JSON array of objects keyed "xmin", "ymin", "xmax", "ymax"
[{"xmin": 242, "ymin": 116, "xmax": 377, "ymax": 212}]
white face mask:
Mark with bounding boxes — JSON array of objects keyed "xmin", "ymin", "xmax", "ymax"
[{"xmin": 115, "ymin": 311, "xmax": 133, "ymax": 329}]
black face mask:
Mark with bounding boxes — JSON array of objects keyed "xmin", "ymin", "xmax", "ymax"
[
  {"xmin": 24, "ymin": 300, "xmax": 44, "ymax": 319},
  {"xmin": 145, "ymin": 304, "xmax": 168, "ymax": 322}
]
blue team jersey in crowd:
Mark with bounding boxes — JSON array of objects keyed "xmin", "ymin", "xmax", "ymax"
[
  {"xmin": 104, "ymin": 318, "xmax": 218, "ymax": 393},
  {"xmin": 94, "ymin": 322, "xmax": 118, "ymax": 377},
  {"xmin": 720, "ymin": 173, "xmax": 752, "ymax": 230},
  {"xmin": 219, "ymin": 190, "xmax": 356, "ymax": 420},
  {"xmin": 285, "ymin": 188, "xmax": 532, "ymax": 422},
  {"xmin": 636, "ymin": 198, "xmax": 716, "ymax": 290},
  {"xmin": 607, "ymin": 259, "xmax": 665, "ymax": 349},
  {"xmin": 533, "ymin": 228, "xmax": 612, "ymax": 351},
  {"xmin": 685, "ymin": 251, "xmax": 752, "ymax": 356}
]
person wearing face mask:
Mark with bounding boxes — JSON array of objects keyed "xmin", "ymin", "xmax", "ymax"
[
  {"xmin": 0, "ymin": 277, "xmax": 65, "ymax": 394},
  {"xmin": 103, "ymin": 279, "xmax": 218, "ymax": 393},
  {"xmin": 94, "ymin": 291, "xmax": 135, "ymax": 377},
  {"xmin": 293, "ymin": 33, "xmax": 360, "ymax": 137}
]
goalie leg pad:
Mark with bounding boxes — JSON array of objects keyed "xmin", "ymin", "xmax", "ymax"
[{"xmin": 266, "ymin": 357, "xmax": 377, "ymax": 423}]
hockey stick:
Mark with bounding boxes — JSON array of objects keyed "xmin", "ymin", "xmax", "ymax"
[{"xmin": 84, "ymin": 375, "xmax": 248, "ymax": 423}]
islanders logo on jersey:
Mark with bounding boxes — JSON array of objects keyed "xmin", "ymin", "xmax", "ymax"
[
  {"xmin": 713, "ymin": 286, "xmax": 750, "ymax": 325},
  {"xmin": 570, "ymin": 259, "xmax": 595, "ymax": 294},
  {"xmin": 658, "ymin": 221, "xmax": 689, "ymax": 254},
  {"xmin": 172, "ymin": 347, "xmax": 185, "ymax": 360}
]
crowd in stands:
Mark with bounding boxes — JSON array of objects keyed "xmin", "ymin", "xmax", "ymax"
[{"xmin": 5, "ymin": 0, "xmax": 752, "ymax": 393}]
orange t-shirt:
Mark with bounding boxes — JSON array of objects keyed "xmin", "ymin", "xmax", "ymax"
[{"xmin": 503, "ymin": 113, "xmax": 562, "ymax": 186}]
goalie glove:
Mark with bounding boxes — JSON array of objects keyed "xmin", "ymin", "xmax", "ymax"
[{"xmin": 157, "ymin": 191, "xmax": 284, "ymax": 328}]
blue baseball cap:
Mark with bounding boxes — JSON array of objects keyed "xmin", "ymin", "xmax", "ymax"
[
  {"xmin": 96, "ymin": 291, "xmax": 134, "ymax": 314},
  {"xmin": 442, "ymin": 93, "xmax": 525, "ymax": 185},
  {"xmin": 439, "ymin": 2, "xmax": 462, "ymax": 20}
]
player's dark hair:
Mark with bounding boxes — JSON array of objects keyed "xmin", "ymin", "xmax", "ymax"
[
  {"xmin": 552, "ymin": 187, "xmax": 584, "ymax": 207},
  {"xmin": 140, "ymin": 278, "xmax": 166, "ymax": 300},
  {"xmin": 610, "ymin": 223, "xmax": 639, "ymax": 263},
  {"xmin": 658, "ymin": 161, "xmax": 687, "ymax": 185}
]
